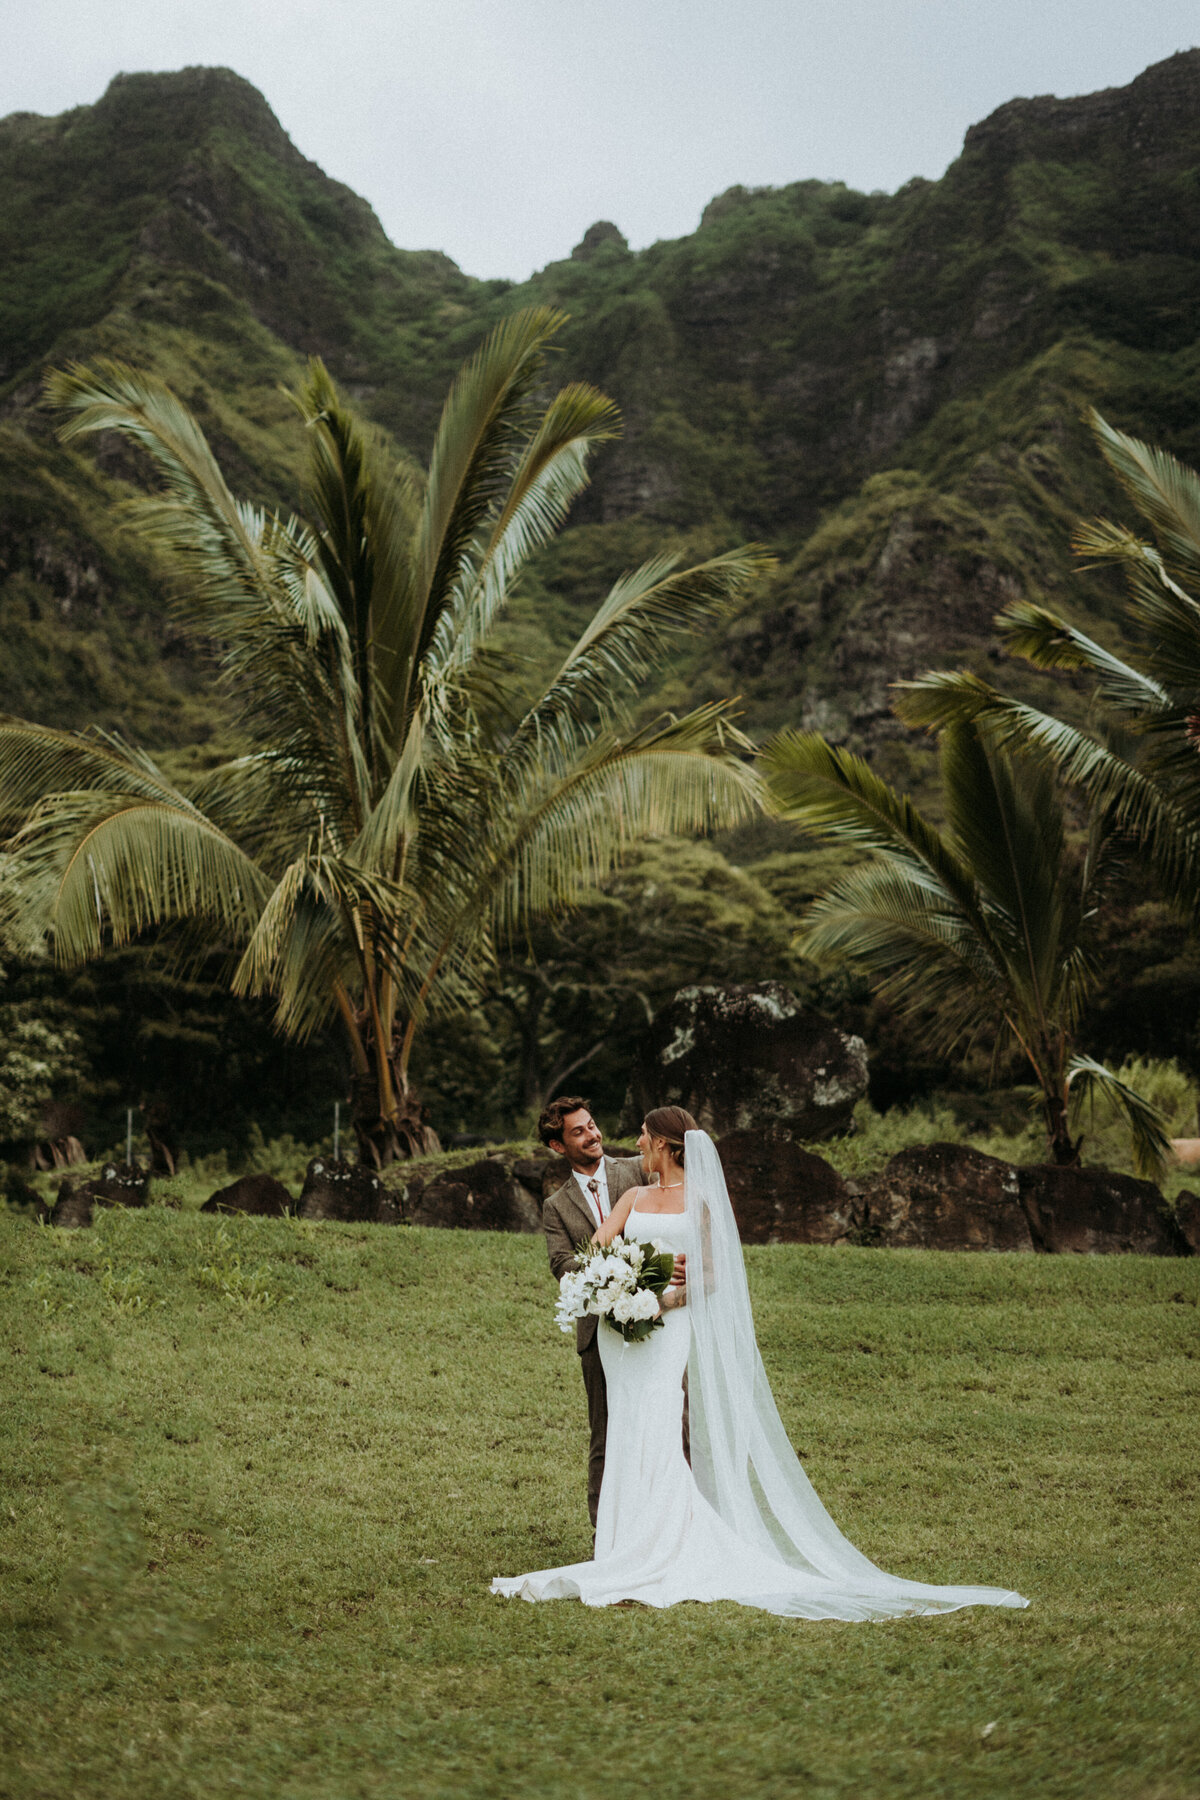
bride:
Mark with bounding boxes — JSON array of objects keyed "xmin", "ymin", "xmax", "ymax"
[{"xmin": 492, "ymin": 1106, "xmax": 1029, "ymax": 1620}]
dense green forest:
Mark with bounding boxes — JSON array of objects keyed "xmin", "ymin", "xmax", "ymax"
[{"xmin": 3, "ymin": 52, "xmax": 1200, "ymax": 1160}]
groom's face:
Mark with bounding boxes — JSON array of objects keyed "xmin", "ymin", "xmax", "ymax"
[{"xmin": 553, "ymin": 1108, "xmax": 604, "ymax": 1172}]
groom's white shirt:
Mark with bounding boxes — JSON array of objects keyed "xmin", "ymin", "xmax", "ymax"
[{"xmin": 573, "ymin": 1162, "xmax": 610, "ymax": 1227}]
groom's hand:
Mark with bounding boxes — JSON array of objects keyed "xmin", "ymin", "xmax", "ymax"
[{"xmin": 669, "ymin": 1252, "xmax": 687, "ymax": 1287}]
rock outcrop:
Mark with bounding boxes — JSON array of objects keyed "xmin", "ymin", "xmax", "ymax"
[
  {"xmin": 202, "ymin": 1172, "xmax": 293, "ymax": 1216},
  {"xmin": 297, "ymin": 1158, "xmax": 401, "ymax": 1224},
  {"xmin": 44, "ymin": 1179, "xmax": 98, "ymax": 1229},
  {"xmin": 858, "ymin": 1144, "xmax": 1034, "ymax": 1252},
  {"xmin": 625, "ymin": 983, "xmax": 868, "ymax": 1141},
  {"xmin": 715, "ymin": 1131, "xmax": 860, "ymax": 1245},
  {"xmin": 43, "ymin": 1160, "xmax": 150, "ymax": 1228},
  {"xmin": 1174, "ymin": 1190, "xmax": 1200, "ymax": 1255},
  {"xmin": 405, "ymin": 1158, "xmax": 542, "ymax": 1233},
  {"xmin": 1016, "ymin": 1165, "xmax": 1189, "ymax": 1256}
]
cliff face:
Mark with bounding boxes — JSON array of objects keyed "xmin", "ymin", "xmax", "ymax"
[{"xmin": 2, "ymin": 53, "xmax": 1199, "ymax": 743}]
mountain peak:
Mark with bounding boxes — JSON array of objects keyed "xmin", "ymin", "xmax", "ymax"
[
  {"xmin": 94, "ymin": 65, "xmax": 301, "ymax": 163},
  {"xmin": 963, "ymin": 47, "xmax": 1200, "ymax": 166}
]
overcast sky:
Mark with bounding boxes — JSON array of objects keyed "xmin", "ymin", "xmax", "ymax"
[{"xmin": 2, "ymin": 0, "xmax": 1197, "ymax": 279}]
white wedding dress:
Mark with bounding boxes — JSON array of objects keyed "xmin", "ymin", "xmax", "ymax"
[{"xmin": 492, "ymin": 1135, "xmax": 1029, "ymax": 1621}]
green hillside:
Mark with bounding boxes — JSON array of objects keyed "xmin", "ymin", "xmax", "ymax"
[
  {"xmin": 3, "ymin": 54, "xmax": 1200, "ymax": 745},
  {"xmin": 3, "ymin": 55, "xmax": 1200, "ymax": 1153},
  {"xmin": 0, "ymin": 67, "xmax": 489, "ymax": 739}
]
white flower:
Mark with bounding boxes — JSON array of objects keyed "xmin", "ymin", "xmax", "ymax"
[
  {"xmin": 611, "ymin": 1287, "xmax": 661, "ymax": 1325},
  {"xmin": 551, "ymin": 1238, "xmax": 665, "ymax": 1336}
]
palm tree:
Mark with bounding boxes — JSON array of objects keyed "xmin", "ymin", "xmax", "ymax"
[
  {"xmin": 892, "ymin": 410, "xmax": 1200, "ymax": 907},
  {"xmin": 0, "ymin": 308, "xmax": 770, "ymax": 1163},
  {"xmin": 761, "ymin": 721, "xmax": 1171, "ymax": 1177}
]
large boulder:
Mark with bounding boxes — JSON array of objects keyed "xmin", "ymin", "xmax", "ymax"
[
  {"xmin": 406, "ymin": 1157, "xmax": 542, "ymax": 1233},
  {"xmin": 202, "ymin": 1173, "xmax": 293, "ymax": 1217},
  {"xmin": 715, "ymin": 1131, "xmax": 860, "ymax": 1244},
  {"xmin": 44, "ymin": 1178, "xmax": 97, "ymax": 1229},
  {"xmin": 43, "ymin": 1161, "xmax": 150, "ymax": 1229},
  {"xmin": 515, "ymin": 1154, "xmax": 564, "ymax": 1203},
  {"xmin": 1017, "ymin": 1165, "xmax": 1189, "ymax": 1255},
  {"xmin": 1173, "ymin": 1190, "xmax": 1200, "ymax": 1255},
  {"xmin": 398, "ymin": 1143, "xmax": 645, "ymax": 1228},
  {"xmin": 297, "ymin": 1158, "xmax": 401, "ymax": 1224},
  {"xmin": 91, "ymin": 1161, "xmax": 150, "ymax": 1206},
  {"xmin": 625, "ymin": 983, "xmax": 868, "ymax": 1141},
  {"xmin": 858, "ymin": 1144, "xmax": 1033, "ymax": 1251}
]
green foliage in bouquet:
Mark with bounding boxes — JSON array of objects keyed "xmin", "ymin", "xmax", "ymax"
[{"xmin": 610, "ymin": 1243, "xmax": 676, "ymax": 1343}]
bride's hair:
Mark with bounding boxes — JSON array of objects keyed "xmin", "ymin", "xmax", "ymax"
[{"xmin": 643, "ymin": 1105, "xmax": 698, "ymax": 1167}]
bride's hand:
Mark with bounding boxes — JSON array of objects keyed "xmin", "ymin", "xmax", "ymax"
[{"xmin": 661, "ymin": 1285, "xmax": 686, "ymax": 1313}]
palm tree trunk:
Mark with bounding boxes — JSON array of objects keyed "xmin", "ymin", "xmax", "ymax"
[
  {"xmin": 350, "ymin": 1023, "xmax": 441, "ymax": 1166},
  {"xmin": 1044, "ymin": 1089, "xmax": 1081, "ymax": 1166}
]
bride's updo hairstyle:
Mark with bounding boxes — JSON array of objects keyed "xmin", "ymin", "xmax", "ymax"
[{"xmin": 643, "ymin": 1105, "xmax": 699, "ymax": 1168}]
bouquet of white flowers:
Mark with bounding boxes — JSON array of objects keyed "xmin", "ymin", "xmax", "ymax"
[{"xmin": 555, "ymin": 1236, "xmax": 676, "ymax": 1343}]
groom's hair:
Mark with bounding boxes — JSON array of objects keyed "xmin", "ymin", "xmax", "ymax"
[{"xmin": 537, "ymin": 1095, "xmax": 591, "ymax": 1149}]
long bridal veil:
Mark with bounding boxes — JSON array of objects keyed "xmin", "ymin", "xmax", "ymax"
[{"xmin": 683, "ymin": 1129, "xmax": 1029, "ymax": 1616}]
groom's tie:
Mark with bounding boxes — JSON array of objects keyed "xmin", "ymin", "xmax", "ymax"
[{"xmin": 588, "ymin": 1177, "xmax": 604, "ymax": 1221}]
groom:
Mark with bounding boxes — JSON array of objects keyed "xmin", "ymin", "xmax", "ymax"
[{"xmin": 539, "ymin": 1095, "xmax": 686, "ymax": 1529}]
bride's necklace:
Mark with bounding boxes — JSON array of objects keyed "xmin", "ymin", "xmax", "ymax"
[{"xmin": 659, "ymin": 1180, "xmax": 684, "ymax": 1190}]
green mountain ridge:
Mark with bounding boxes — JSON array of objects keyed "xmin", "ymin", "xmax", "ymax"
[
  {"xmin": 4, "ymin": 57, "xmax": 1200, "ymax": 1151},
  {"xmin": 2, "ymin": 53, "xmax": 1200, "ymax": 751}
]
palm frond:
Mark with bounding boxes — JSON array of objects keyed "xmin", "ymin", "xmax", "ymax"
[
  {"xmin": 0, "ymin": 720, "xmax": 177, "ymax": 829},
  {"xmin": 509, "ymin": 546, "xmax": 774, "ymax": 775},
  {"xmin": 1088, "ymin": 409, "xmax": 1200, "ymax": 594},
  {"xmin": 412, "ymin": 308, "xmax": 566, "ymax": 663},
  {"xmin": 893, "ymin": 672, "xmax": 1200, "ymax": 903},
  {"xmin": 431, "ymin": 382, "xmax": 621, "ymax": 682},
  {"xmin": 48, "ymin": 360, "xmax": 278, "ymax": 636},
  {"xmin": 8, "ymin": 790, "xmax": 271, "ymax": 965},
  {"xmin": 995, "ymin": 599, "xmax": 1170, "ymax": 712},
  {"xmin": 760, "ymin": 727, "xmax": 994, "ymax": 925},
  {"xmin": 184, "ymin": 753, "xmax": 307, "ymax": 867},
  {"xmin": 347, "ymin": 710, "xmax": 425, "ymax": 876},
  {"xmin": 1069, "ymin": 519, "xmax": 1200, "ymax": 695},
  {"xmin": 458, "ymin": 705, "xmax": 763, "ymax": 942},
  {"xmin": 287, "ymin": 360, "xmax": 426, "ymax": 774},
  {"xmin": 939, "ymin": 723, "xmax": 1067, "ymax": 1007},
  {"xmin": 237, "ymin": 883, "xmax": 362, "ymax": 1042},
  {"xmin": 799, "ymin": 859, "xmax": 1008, "ymax": 1031},
  {"xmin": 1066, "ymin": 1052, "xmax": 1172, "ymax": 1182}
]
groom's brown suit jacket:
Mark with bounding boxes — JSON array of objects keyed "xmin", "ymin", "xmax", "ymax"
[{"xmin": 543, "ymin": 1156, "xmax": 645, "ymax": 1353}]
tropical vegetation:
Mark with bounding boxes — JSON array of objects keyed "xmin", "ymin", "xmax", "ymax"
[
  {"xmin": 5, "ymin": 58, "xmax": 1200, "ymax": 1162},
  {"xmin": 895, "ymin": 411, "xmax": 1200, "ymax": 912},
  {"xmin": 0, "ymin": 309, "xmax": 769, "ymax": 1163},
  {"xmin": 762, "ymin": 719, "xmax": 1173, "ymax": 1176}
]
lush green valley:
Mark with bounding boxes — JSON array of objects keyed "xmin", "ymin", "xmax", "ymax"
[{"xmin": 3, "ymin": 53, "xmax": 1200, "ymax": 1157}]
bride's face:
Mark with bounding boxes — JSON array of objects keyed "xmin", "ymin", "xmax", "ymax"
[{"xmin": 637, "ymin": 1123, "xmax": 664, "ymax": 1177}]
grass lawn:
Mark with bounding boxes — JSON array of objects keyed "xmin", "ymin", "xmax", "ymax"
[{"xmin": 1, "ymin": 1205, "xmax": 1198, "ymax": 1800}]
